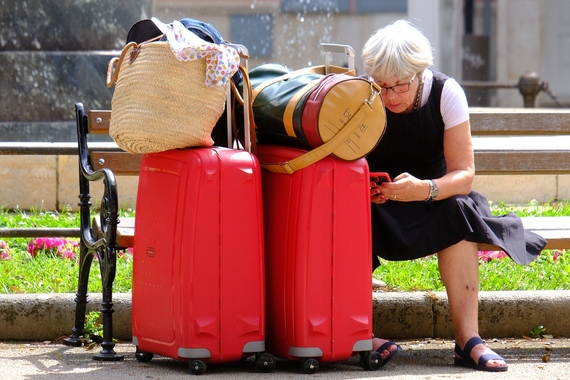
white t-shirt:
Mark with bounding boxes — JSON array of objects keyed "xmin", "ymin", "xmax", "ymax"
[{"xmin": 419, "ymin": 70, "xmax": 469, "ymax": 130}]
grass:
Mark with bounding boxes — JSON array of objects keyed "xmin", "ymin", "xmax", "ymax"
[
  {"xmin": 0, "ymin": 208, "xmax": 133, "ymax": 294},
  {"xmin": 373, "ymin": 200, "xmax": 570, "ymax": 291},
  {"xmin": 0, "ymin": 201, "xmax": 569, "ymax": 294}
]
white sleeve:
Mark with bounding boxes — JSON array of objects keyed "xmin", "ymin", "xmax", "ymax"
[{"xmin": 440, "ymin": 78, "xmax": 469, "ymax": 130}]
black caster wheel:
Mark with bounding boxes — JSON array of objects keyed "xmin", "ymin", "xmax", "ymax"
[
  {"xmin": 256, "ymin": 352, "xmax": 276, "ymax": 372},
  {"xmin": 301, "ymin": 358, "xmax": 319, "ymax": 374},
  {"xmin": 361, "ymin": 351, "xmax": 382, "ymax": 371},
  {"xmin": 189, "ymin": 359, "xmax": 207, "ymax": 375},
  {"xmin": 134, "ymin": 348, "xmax": 154, "ymax": 363}
]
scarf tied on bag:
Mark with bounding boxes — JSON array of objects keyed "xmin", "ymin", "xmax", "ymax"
[{"xmin": 152, "ymin": 17, "xmax": 240, "ymax": 87}]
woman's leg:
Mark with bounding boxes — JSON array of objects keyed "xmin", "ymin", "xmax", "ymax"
[{"xmin": 437, "ymin": 240, "xmax": 507, "ymax": 369}]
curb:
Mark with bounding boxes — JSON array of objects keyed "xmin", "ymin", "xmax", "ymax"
[{"xmin": 1, "ymin": 291, "xmax": 569, "ymax": 341}]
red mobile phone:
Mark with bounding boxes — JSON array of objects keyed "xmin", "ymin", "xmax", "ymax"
[{"xmin": 370, "ymin": 172, "xmax": 391, "ymax": 185}]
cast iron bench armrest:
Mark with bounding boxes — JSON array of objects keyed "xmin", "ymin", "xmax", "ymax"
[{"xmin": 63, "ymin": 102, "xmax": 140, "ymax": 361}]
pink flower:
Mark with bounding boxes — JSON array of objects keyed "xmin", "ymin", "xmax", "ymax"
[
  {"xmin": 478, "ymin": 250, "xmax": 508, "ymax": 262},
  {"xmin": 117, "ymin": 247, "xmax": 133, "ymax": 261},
  {"xmin": 552, "ymin": 250, "xmax": 563, "ymax": 261},
  {"xmin": 60, "ymin": 248, "xmax": 76, "ymax": 260},
  {"xmin": 0, "ymin": 240, "xmax": 11, "ymax": 261},
  {"xmin": 27, "ymin": 237, "xmax": 79, "ymax": 259}
]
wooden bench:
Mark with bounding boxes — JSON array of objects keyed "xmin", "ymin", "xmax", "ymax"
[
  {"xmin": 2, "ymin": 104, "xmax": 568, "ymax": 359},
  {"xmin": 470, "ymin": 108, "xmax": 570, "ymax": 250},
  {"xmin": 81, "ymin": 109, "xmax": 570, "ymax": 253}
]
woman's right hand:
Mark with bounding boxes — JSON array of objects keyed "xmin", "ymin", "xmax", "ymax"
[{"xmin": 371, "ymin": 183, "xmax": 388, "ymax": 204}]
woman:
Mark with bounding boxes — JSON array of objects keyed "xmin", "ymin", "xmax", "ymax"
[{"xmin": 361, "ymin": 20, "xmax": 546, "ymax": 372}]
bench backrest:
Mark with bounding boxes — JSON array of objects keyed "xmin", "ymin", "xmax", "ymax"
[
  {"xmin": 469, "ymin": 108, "xmax": 570, "ymax": 175},
  {"xmin": 85, "ymin": 110, "xmax": 142, "ymax": 175},
  {"xmin": 470, "ymin": 108, "xmax": 570, "ymax": 135},
  {"xmin": 82, "ymin": 107, "xmax": 570, "ymax": 176}
]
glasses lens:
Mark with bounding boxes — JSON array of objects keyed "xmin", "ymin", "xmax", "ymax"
[
  {"xmin": 392, "ymin": 83, "xmax": 410, "ymax": 93},
  {"xmin": 379, "ymin": 83, "xmax": 411, "ymax": 95}
]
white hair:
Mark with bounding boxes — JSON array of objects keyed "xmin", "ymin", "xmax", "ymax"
[{"xmin": 361, "ymin": 19, "xmax": 434, "ymax": 81}]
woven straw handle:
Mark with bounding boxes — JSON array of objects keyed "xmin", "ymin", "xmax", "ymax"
[
  {"xmin": 106, "ymin": 36, "xmax": 163, "ymax": 88},
  {"xmin": 106, "ymin": 41, "xmax": 139, "ymax": 88}
]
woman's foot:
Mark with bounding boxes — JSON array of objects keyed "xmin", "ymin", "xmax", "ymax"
[
  {"xmin": 454, "ymin": 337, "xmax": 508, "ymax": 372},
  {"xmin": 372, "ymin": 337, "xmax": 402, "ymax": 366}
]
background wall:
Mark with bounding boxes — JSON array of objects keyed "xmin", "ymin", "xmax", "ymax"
[{"xmin": 1, "ymin": 0, "xmax": 568, "ymax": 210}]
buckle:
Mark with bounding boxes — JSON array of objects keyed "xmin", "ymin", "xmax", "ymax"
[{"xmin": 279, "ymin": 161, "xmax": 296, "ymax": 174}]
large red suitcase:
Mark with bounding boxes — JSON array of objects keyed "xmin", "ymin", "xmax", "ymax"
[
  {"xmin": 257, "ymin": 145, "xmax": 381, "ymax": 374},
  {"xmin": 131, "ymin": 147, "xmax": 274, "ymax": 374}
]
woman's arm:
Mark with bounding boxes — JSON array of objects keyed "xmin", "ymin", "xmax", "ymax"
[
  {"xmin": 372, "ymin": 121, "xmax": 474, "ymax": 203},
  {"xmin": 432, "ymin": 120, "xmax": 475, "ymax": 199}
]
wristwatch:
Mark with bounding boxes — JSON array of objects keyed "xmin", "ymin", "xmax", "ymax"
[{"xmin": 426, "ymin": 180, "xmax": 438, "ymax": 201}]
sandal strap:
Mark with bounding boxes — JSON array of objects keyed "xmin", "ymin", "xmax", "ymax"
[
  {"xmin": 454, "ymin": 343, "xmax": 463, "ymax": 357},
  {"xmin": 462, "ymin": 336, "xmax": 485, "ymax": 357},
  {"xmin": 478, "ymin": 352, "xmax": 505, "ymax": 367}
]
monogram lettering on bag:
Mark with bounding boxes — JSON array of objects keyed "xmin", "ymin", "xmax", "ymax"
[{"xmin": 338, "ymin": 108, "xmax": 352, "ymax": 126}]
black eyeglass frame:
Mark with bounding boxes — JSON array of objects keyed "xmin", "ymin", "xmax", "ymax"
[{"xmin": 376, "ymin": 73, "xmax": 417, "ymax": 95}]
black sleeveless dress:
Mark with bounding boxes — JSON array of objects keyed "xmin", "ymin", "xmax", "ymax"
[{"xmin": 366, "ymin": 71, "xmax": 546, "ymax": 270}]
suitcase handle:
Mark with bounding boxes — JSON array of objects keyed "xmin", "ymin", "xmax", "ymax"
[
  {"xmin": 226, "ymin": 44, "xmax": 253, "ymax": 152},
  {"xmin": 320, "ymin": 43, "xmax": 355, "ymax": 73}
]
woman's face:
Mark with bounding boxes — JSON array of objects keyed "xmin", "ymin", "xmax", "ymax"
[{"xmin": 373, "ymin": 73, "xmax": 419, "ymax": 114}]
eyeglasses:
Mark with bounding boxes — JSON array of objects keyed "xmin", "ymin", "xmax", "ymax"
[{"xmin": 378, "ymin": 73, "xmax": 416, "ymax": 95}]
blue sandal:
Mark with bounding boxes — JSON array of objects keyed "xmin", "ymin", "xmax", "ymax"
[
  {"xmin": 376, "ymin": 340, "xmax": 402, "ymax": 367},
  {"xmin": 454, "ymin": 337, "xmax": 508, "ymax": 372}
]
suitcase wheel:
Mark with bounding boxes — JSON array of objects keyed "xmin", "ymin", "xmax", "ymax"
[
  {"xmin": 189, "ymin": 359, "xmax": 207, "ymax": 375},
  {"xmin": 360, "ymin": 351, "xmax": 383, "ymax": 371},
  {"xmin": 134, "ymin": 348, "xmax": 154, "ymax": 363},
  {"xmin": 255, "ymin": 352, "xmax": 276, "ymax": 372},
  {"xmin": 301, "ymin": 357, "xmax": 319, "ymax": 374}
]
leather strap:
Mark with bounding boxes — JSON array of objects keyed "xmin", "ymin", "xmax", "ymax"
[{"xmin": 260, "ymin": 96, "xmax": 375, "ymax": 174}]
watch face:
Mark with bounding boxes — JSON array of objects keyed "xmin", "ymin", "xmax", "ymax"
[{"xmin": 430, "ymin": 181, "xmax": 438, "ymax": 199}]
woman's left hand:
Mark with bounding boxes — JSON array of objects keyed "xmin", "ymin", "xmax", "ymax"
[{"xmin": 378, "ymin": 172, "xmax": 430, "ymax": 202}]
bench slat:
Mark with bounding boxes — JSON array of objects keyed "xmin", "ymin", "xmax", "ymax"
[
  {"xmin": 88, "ymin": 110, "xmax": 112, "ymax": 134},
  {"xmin": 90, "ymin": 152, "xmax": 143, "ymax": 175},
  {"xmin": 92, "ymin": 217, "xmax": 135, "ymax": 249},
  {"xmin": 475, "ymin": 151, "xmax": 570, "ymax": 174},
  {"xmin": 522, "ymin": 217, "xmax": 570, "ymax": 250},
  {"xmin": 106, "ymin": 216, "xmax": 569, "ymax": 252},
  {"xmin": 479, "ymin": 217, "xmax": 570, "ymax": 251},
  {"xmin": 520, "ymin": 216, "xmax": 570, "ymax": 230},
  {"xmin": 470, "ymin": 108, "xmax": 570, "ymax": 135},
  {"xmin": 116, "ymin": 217, "xmax": 135, "ymax": 248}
]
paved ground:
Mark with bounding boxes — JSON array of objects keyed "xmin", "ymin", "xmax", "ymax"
[{"xmin": 1, "ymin": 338, "xmax": 569, "ymax": 379}]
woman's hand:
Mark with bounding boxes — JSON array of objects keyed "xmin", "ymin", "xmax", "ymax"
[
  {"xmin": 373, "ymin": 172, "xmax": 430, "ymax": 202},
  {"xmin": 370, "ymin": 182, "xmax": 388, "ymax": 204}
]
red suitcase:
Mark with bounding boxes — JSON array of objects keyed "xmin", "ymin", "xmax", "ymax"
[
  {"xmin": 131, "ymin": 147, "xmax": 274, "ymax": 374},
  {"xmin": 257, "ymin": 145, "xmax": 381, "ymax": 374}
]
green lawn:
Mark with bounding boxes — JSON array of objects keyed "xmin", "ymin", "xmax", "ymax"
[{"xmin": 1, "ymin": 202, "xmax": 569, "ymax": 293}]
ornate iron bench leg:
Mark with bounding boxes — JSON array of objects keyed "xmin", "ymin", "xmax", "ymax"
[
  {"xmin": 63, "ymin": 243, "xmax": 93, "ymax": 347},
  {"xmin": 93, "ymin": 244, "xmax": 123, "ymax": 361}
]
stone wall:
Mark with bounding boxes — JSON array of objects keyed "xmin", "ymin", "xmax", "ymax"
[
  {"xmin": 0, "ymin": 0, "xmax": 151, "ymax": 210},
  {"xmin": 0, "ymin": 0, "xmax": 153, "ymax": 140}
]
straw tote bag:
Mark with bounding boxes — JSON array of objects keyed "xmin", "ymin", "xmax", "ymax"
[{"xmin": 106, "ymin": 37, "xmax": 230, "ymax": 153}]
